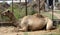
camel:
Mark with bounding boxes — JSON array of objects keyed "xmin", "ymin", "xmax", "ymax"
[
  {"xmin": 18, "ymin": 13, "xmax": 53, "ymax": 31},
  {"xmin": 1, "ymin": 9, "xmax": 54, "ymax": 32}
]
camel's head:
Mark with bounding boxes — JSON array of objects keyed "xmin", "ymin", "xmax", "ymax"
[
  {"xmin": 1, "ymin": 9, "xmax": 10, "ymax": 16},
  {"xmin": 1, "ymin": 9, "xmax": 14, "ymax": 18}
]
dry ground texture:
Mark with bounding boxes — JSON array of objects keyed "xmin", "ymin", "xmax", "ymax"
[{"xmin": 0, "ymin": 26, "xmax": 60, "ymax": 35}]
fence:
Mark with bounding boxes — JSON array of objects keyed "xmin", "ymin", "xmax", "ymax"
[{"xmin": 0, "ymin": 0, "xmax": 60, "ymax": 24}]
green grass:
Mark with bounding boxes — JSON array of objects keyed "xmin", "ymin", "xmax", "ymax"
[
  {"xmin": 8, "ymin": 4, "xmax": 37, "ymax": 19},
  {"xmin": 8, "ymin": 5, "xmax": 26, "ymax": 19}
]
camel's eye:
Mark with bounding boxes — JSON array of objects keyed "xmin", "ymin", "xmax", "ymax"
[{"xmin": 7, "ymin": 10, "xmax": 10, "ymax": 13}]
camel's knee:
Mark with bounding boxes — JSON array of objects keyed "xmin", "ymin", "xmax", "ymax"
[
  {"xmin": 46, "ymin": 19, "xmax": 53, "ymax": 30},
  {"xmin": 46, "ymin": 25, "xmax": 53, "ymax": 30},
  {"xmin": 46, "ymin": 21, "xmax": 53, "ymax": 30}
]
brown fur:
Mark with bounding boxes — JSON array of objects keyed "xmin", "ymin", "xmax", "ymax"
[
  {"xmin": 1, "ymin": 9, "xmax": 19, "ymax": 27},
  {"xmin": 19, "ymin": 13, "xmax": 53, "ymax": 31}
]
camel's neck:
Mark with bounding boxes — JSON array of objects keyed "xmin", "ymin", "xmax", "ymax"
[
  {"xmin": 7, "ymin": 13, "xmax": 17, "ymax": 23},
  {"xmin": 10, "ymin": 16, "xmax": 17, "ymax": 22}
]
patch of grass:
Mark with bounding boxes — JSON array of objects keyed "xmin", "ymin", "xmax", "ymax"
[
  {"xmin": 8, "ymin": 4, "xmax": 26, "ymax": 19},
  {"xmin": 8, "ymin": 4, "xmax": 37, "ymax": 19}
]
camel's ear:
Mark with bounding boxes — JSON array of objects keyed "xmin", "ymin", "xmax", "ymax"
[{"xmin": 5, "ymin": 9, "xmax": 10, "ymax": 13}]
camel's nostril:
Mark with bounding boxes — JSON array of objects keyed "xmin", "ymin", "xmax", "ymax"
[{"xmin": 3, "ymin": 13, "xmax": 6, "ymax": 15}]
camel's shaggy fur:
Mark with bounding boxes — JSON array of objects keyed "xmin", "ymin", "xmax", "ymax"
[{"xmin": 19, "ymin": 13, "xmax": 53, "ymax": 31}]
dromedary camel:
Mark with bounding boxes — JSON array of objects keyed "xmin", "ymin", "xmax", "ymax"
[{"xmin": 1, "ymin": 9, "xmax": 54, "ymax": 32}]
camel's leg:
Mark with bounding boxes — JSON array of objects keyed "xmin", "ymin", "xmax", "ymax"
[
  {"xmin": 18, "ymin": 26, "xmax": 28, "ymax": 32},
  {"xmin": 46, "ymin": 18, "xmax": 53, "ymax": 30},
  {"xmin": 13, "ymin": 26, "xmax": 28, "ymax": 32}
]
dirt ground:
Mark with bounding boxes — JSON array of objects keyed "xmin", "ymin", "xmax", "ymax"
[{"xmin": 0, "ymin": 26, "xmax": 60, "ymax": 35}]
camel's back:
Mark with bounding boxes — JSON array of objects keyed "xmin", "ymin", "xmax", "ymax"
[
  {"xmin": 22, "ymin": 15, "xmax": 46, "ymax": 30},
  {"xmin": 29, "ymin": 16, "xmax": 46, "ymax": 30}
]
